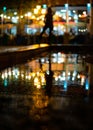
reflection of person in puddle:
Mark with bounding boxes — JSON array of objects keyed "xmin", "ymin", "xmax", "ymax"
[
  {"xmin": 40, "ymin": 7, "xmax": 53, "ymax": 40},
  {"xmin": 45, "ymin": 70, "xmax": 53, "ymax": 97}
]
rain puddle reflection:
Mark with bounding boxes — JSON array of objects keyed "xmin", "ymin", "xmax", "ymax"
[{"xmin": 0, "ymin": 52, "xmax": 89, "ymax": 96}]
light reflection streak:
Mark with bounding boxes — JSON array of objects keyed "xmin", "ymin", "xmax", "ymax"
[
  {"xmin": 29, "ymin": 92, "xmax": 49, "ymax": 121},
  {"xmin": 0, "ymin": 67, "xmax": 46, "ymax": 90},
  {"xmin": 0, "ymin": 44, "xmax": 49, "ymax": 53}
]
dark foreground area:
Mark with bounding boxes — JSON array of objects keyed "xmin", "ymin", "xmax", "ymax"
[
  {"xmin": 0, "ymin": 90, "xmax": 93, "ymax": 130},
  {"xmin": 1, "ymin": 32, "xmax": 93, "ymax": 46}
]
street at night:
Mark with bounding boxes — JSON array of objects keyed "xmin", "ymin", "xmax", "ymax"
[
  {"xmin": 0, "ymin": 0, "xmax": 93, "ymax": 130},
  {"xmin": 0, "ymin": 92, "xmax": 93, "ymax": 130}
]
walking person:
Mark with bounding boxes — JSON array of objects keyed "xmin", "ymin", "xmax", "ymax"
[{"xmin": 40, "ymin": 7, "xmax": 53, "ymax": 41}]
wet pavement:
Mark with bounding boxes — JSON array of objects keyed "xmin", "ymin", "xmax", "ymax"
[
  {"xmin": 0, "ymin": 46, "xmax": 92, "ymax": 130},
  {"xmin": 0, "ymin": 89, "xmax": 93, "ymax": 130}
]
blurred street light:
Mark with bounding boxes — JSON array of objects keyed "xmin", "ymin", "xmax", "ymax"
[
  {"xmin": 65, "ymin": 2, "xmax": 69, "ymax": 32},
  {"xmin": 1, "ymin": 14, "xmax": 4, "ymax": 35},
  {"xmin": 89, "ymin": 0, "xmax": 93, "ymax": 35}
]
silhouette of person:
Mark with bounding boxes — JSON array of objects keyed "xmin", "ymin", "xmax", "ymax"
[
  {"xmin": 45, "ymin": 70, "xmax": 53, "ymax": 97},
  {"xmin": 40, "ymin": 7, "xmax": 53, "ymax": 40}
]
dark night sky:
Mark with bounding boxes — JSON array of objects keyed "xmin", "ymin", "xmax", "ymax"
[
  {"xmin": 0, "ymin": 0, "xmax": 17, "ymax": 8},
  {"xmin": 0, "ymin": 0, "xmax": 30, "ymax": 8},
  {"xmin": 0, "ymin": 0, "xmax": 91, "ymax": 9}
]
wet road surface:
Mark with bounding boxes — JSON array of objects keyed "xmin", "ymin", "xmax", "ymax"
[{"xmin": 0, "ymin": 89, "xmax": 93, "ymax": 130}]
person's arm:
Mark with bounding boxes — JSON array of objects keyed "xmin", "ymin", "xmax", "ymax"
[{"xmin": 44, "ymin": 14, "xmax": 48, "ymax": 24}]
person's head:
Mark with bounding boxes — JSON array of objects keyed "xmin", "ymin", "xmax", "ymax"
[{"xmin": 47, "ymin": 7, "xmax": 52, "ymax": 13}]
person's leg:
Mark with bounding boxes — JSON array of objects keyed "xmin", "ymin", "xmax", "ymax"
[
  {"xmin": 48, "ymin": 26, "xmax": 53, "ymax": 42},
  {"xmin": 40, "ymin": 25, "xmax": 47, "ymax": 38}
]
